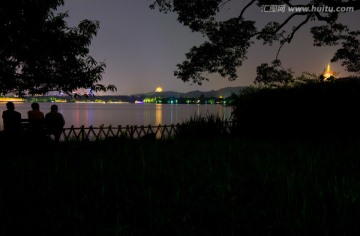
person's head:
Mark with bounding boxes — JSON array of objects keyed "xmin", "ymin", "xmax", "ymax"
[
  {"xmin": 31, "ymin": 102, "xmax": 40, "ymax": 110},
  {"xmin": 51, "ymin": 104, "xmax": 58, "ymax": 112},
  {"xmin": 6, "ymin": 102, "xmax": 15, "ymax": 111}
]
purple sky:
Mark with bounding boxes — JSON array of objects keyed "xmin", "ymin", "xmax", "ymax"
[{"xmin": 59, "ymin": 0, "xmax": 360, "ymax": 95}]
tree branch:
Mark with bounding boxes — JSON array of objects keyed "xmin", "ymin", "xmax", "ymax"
[
  {"xmin": 251, "ymin": 12, "xmax": 307, "ymax": 38},
  {"xmin": 273, "ymin": 12, "xmax": 308, "ymax": 34},
  {"xmin": 275, "ymin": 35, "xmax": 288, "ymax": 60},
  {"xmin": 314, "ymin": 12, "xmax": 337, "ymax": 23},
  {"xmin": 287, "ymin": 13, "xmax": 313, "ymax": 43},
  {"xmin": 283, "ymin": 0, "xmax": 309, "ymax": 8},
  {"xmin": 327, "ymin": 1, "xmax": 360, "ymax": 11},
  {"xmin": 276, "ymin": 13, "xmax": 312, "ymax": 59},
  {"xmin": 219, "ymin": 0, "xmax": 232, "ymax": 9},
  {"xmin": 239, "ymin": 0, "xmax": 257, "ymax": 19}
]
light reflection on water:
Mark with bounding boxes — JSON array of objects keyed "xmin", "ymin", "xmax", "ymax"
[{"xmin": 0, "ymin": 103, "xmax": 232, "ymax": 129}]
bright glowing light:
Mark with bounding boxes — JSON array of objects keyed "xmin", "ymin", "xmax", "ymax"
[
  {"xmin": 155, "ymin": 87, "xmax": 163, "ymax": 93},
  {"xmin": 322, "ymin": 63, "xmax": 334, "ymax": 80},
  {"xmin": 0, "ymin": 97, "xmax": 24, "ymax": 103}
]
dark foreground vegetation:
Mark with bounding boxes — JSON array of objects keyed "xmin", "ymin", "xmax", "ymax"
[
  {"xmin": 232, "ymin": 77, "xmax": 360, "ymax": 140},
  {"xmin": 1, "ymin": 136, "xmax": 360, "ymax": 235},
  {"xmin": 2, "ymin": 78, "xmax": 360, "ymax": 235}
]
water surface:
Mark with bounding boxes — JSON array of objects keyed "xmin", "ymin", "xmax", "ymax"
[{"xmin": 0, "ymin": 103, "xmax": 232, "ymax": 129}]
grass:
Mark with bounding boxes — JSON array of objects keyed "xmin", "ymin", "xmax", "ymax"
[
  {"xmin": 175, "ymin": 113, "xmax": 231, "ymax": 139},
  {"xmin": 1, "ymin": 136, "xmax": 360, "ymax": 235}
]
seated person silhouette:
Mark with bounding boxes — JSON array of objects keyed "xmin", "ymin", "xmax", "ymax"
[
  {"xmin": 2, "ymin": 102, "xmax": 22, "ymax": 139},
  {"xmin": 27, "ymin": 102, "xmax": 45, "ymax": 139},
  {"xmin": 45, "ymin": 105, "xmax": 65, "ymax": 142}
]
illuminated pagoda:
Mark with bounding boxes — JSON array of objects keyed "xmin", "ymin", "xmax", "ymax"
[{"xmin": 322, "ymin": 63, "xmax": 335, "ymax": 81}]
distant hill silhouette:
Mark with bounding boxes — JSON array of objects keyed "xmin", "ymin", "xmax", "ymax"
[
  {"xmin": 32, "ymin": 86, "xmax": 246, "ymax": 103},
  {"xmin": 133, "ymin": 86, "xmax": 245, "ymax": 98}
]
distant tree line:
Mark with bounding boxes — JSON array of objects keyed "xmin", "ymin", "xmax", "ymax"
[{"xmin": 24, "ymin": 94, "xmax": 233, "ymax": 105}]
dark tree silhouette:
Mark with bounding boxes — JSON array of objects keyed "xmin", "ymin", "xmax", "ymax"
[
  {"xmin": 150, "ymin": 0, "xmax": 360, "ymax": 84},
  {"xmin": 0, "ymin": 0, "xmax": 116, "ymax": 96},
  {"xmin": 255, "ymin": 60, "xmax": 294, "ymax": 85}
]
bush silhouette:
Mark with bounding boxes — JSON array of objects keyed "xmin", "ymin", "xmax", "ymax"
[
  {"xmin": 176, "ymin": 114, "xmax": 230, "ymax": 139},
  {"xmin": 232, "ymin": 77, "xmax": 360, "ymax": 139}
]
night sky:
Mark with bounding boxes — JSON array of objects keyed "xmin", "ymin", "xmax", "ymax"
[{"xmin": 59, "ymin": 0, "xmax": 360, "ymax": 95}]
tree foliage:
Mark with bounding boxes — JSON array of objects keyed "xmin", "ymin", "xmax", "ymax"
[
  {"xmin": 0, "ymin": 0, "xmax": 116, "ymax": 96},
  {"xmin": 151, "ymin": 0, "xmax": 360, "ymax": 84},
  {"xmin": 231, "ymin": 76, "xmax": 360, "ymax": 139},
  {"xmin": 312, "ymin": 23, "xmax": 360, "ymax": 74},
  {"xmin": 255, "ymin": 60, "xmax": 294, "ymax": 86}
]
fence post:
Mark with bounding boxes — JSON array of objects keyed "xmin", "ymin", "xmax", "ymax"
[
  {"xmin": 60, "ymin": 120, "xmax": 233, "ymax": 142},
  {"xmin": 130, "ymin": 125, "xmax": 134, "ymax": 139},
  {"xmin": 81, "ymin": 125, "xmax": 85, "ymax": 141},
  {"xmin": 117, "ymin": 125, "xmax": 122, "ymax": 138},
  {"xmin": 133, "ymin": 125, "xmax": 138, "ymax": 139}
]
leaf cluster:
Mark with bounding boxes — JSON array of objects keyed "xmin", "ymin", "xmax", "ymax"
[
  {"xmin": 0, "ymin": 0, "xmax": 116, "ymax": 96},
  {"xmin": 255, "ymin": 59, "xmax": 294, "ymax": 86}
]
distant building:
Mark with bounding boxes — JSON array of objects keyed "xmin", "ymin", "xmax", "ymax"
[{"xmin": 322, "ymin": 63, "xmax": 335, "ymax": 80}]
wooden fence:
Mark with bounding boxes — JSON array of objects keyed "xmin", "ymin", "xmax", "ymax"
[{"xmin": 59, "ymin": 121, "xmax": 233, "ymax": 142}]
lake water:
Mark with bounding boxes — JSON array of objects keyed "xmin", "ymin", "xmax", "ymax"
[{"xmin": 0, "ymin": 103, "xmax": 233, "ymax": 129}]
